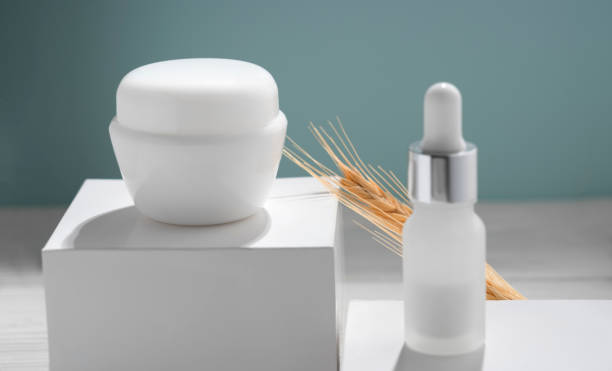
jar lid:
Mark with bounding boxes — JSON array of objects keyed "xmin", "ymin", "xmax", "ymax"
[{"xmin": 116, "ymin": 58, "xmax": 281, "ymax": 135}]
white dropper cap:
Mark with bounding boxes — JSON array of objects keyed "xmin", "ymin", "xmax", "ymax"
[
  {"xmin": 408, "ymin": 82, "xmax": 477, "ymax": 203},
  {"xmin": 421, "ymin": 82, "xmax": 466, "ymax": 153}
]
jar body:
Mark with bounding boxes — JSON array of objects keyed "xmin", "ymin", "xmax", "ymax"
[
  {"xmin": 109, "ymin": 113, "xmax": 286, "ymax": 225},
  {"xmin": 402, "ymin": 201, "xmax": 485, "ymax": 355}
]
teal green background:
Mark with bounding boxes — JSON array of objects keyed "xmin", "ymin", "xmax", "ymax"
[{"xmin": 1, "ymin": 0, "xmax": 611, "ymax": 205}]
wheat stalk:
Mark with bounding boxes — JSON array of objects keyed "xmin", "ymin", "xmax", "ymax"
[{"xmin": 283, "ymin": 118, "xmax": 526, "ymax": 300}]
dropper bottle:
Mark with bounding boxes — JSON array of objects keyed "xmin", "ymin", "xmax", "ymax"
[{"xmin": 403, "ymin": 82, "xmax": 485, "ymax": 355}]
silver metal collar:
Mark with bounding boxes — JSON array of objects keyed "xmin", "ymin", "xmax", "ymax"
[{"xmin": 408, "ymin": 142, "xmax": 478, "ymax": 204}]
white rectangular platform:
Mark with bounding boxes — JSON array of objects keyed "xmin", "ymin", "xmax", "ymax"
[
  {"xmin": 342, "ymin": 300, "xmax": 612, "ymax": 371},
  {"xmin": 43, "ymin": 178, "xmax": 340, "ymax": 371}
]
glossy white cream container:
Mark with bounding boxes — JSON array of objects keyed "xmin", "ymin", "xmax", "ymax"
[{"xmin": 109, "ymin": 59, "xmax": 287, "ymax": 225}]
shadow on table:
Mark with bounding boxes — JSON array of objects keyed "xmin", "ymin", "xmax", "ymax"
[
  {"xmin": 70, "ymin": 206, "xmax": 271, "ymax": 249},
  {"xmin": 394, "ymin": 345, "xmax": 484, "ymax": 371}
]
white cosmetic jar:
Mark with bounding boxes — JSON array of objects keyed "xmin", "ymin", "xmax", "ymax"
[{"xmin": 109, "ymin": 59, "xmax": 287, "ymax": 225}]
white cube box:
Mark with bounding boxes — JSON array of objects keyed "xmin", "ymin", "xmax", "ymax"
[
  {"xmin": 341, "ymin": 300, "xmax": 612, "ymax": 371},
  {"xmin": 43, "ymin": 178, "xmax": 340, "ymax": 371}
]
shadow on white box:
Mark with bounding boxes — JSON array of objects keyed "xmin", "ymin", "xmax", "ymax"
[{"xmin": 43, "ymin": 178, "xmax": 342, "ymax": 371}]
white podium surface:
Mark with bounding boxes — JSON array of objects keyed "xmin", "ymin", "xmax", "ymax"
[
  {"xmin": 42, "ymin": 179, "xmax": 339, "ymax": 371},
  {"xmin": 342, "ymin": 300, "xmax": 612, "ymax": 371}
]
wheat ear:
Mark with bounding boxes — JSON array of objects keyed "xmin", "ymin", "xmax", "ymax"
[{"xmin": 283, "ymin": 119, "xmax": 525, "ymax": 300}]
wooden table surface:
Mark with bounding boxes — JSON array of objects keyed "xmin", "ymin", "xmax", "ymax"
[{"xmin": 2, "ymin": 198, "xmax": 612, "ymax": 370}]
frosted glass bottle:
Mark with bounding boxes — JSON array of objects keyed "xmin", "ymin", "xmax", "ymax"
[
  {"xmin": 403, "ymin": 201, "xmax": 486, "ymax": 355},
  {"xmin": 403, "ymin": 82, "xmax": 486, "ymax": 355}
]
